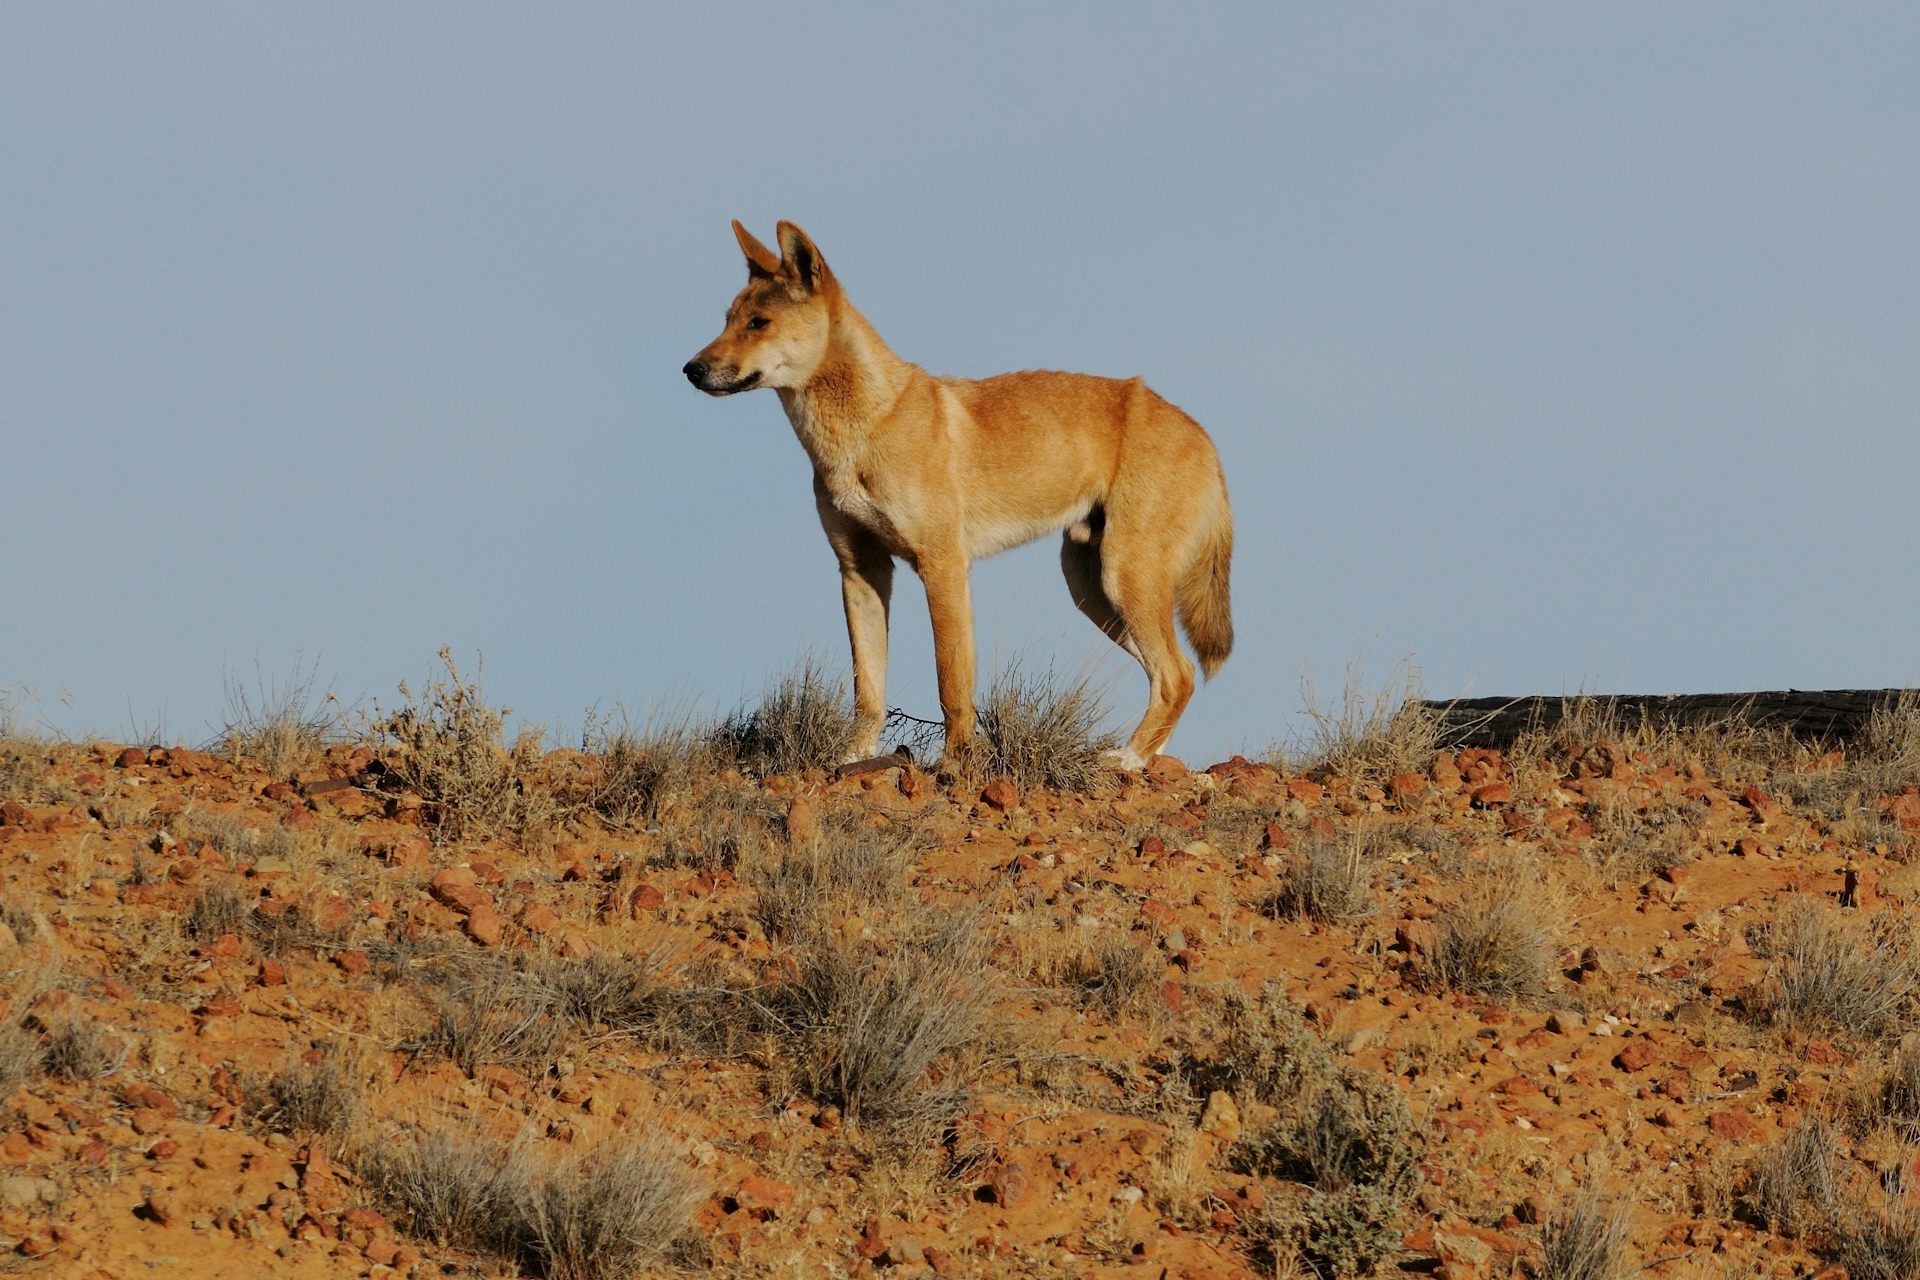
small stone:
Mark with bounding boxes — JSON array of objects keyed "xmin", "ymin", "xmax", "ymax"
[
  {"xmin": 734, "ymin": 1176, "xmax": 795, "ymax": 1219},
  {"xmin": 980, "ymin": 779, "xmax": 1019, "ymax": 812},
  {"xmin": 116, "ymin": 747, "xmax": 147, "ymax": 769},
  {"xmin": 465, "ymin": 902, "xmax": 503, "ymax": 947},
  {"xmin": 631, "ymin": 883, "xmax": 666, "ymax": 915},
  {"xmin": 1199, "ymin": 1090, "xmax": 1241, "ymax": 1143},
  {"xmin": 990, "ymin": 1160, "xmax": 1034, "ymax": 1210}
]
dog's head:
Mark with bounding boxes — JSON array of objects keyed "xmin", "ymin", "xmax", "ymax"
[{"xmin": 684, "ymin": 221, "xmax": 836, "ymax": 396}]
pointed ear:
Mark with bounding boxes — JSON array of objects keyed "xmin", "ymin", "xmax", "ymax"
[
  {"xmin": 732, "ymin": 220, "xmax": 781, "ymax": 278},
  {"xmin": 775, "ymin": 220, "xmax": 830, "ymax": 294}
]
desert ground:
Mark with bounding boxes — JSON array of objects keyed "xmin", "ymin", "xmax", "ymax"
[{"xmin": 4, "ymin": 663, "xmax": 1919, "ymax": 1280}]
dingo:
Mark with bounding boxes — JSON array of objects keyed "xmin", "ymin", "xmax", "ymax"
[{"xmin": 684, "ymin": 221, "xmax": 1233, "ymax": 771}]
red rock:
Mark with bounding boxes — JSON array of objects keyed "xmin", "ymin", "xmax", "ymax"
[
  {"xmin": 1615, "ymin": 1038, "xmax": 1659, "ymax": 1073},
  {"xmin": 465, "ymin": 902, "xmax": 503, "ymax": 947},
  {"xmin": 855, "ymin": 1217, "xmax": 888, "ymax": 1259},
  {"xmin": 631, "ymin": 883, "xmax": 666, "ymax": 915},
  {"xmin": 147, "ymin": 1139, "xmax": 180, "ymax": 1160},
  {"xmin": 77, "ymin": 1139, "xmax": 109, "ymax": 1165},
  {"xmin": 207, "ymin": 932, "xmax": 244, "ymax": 959},
  {"xmin": 1146, "ymin": 755, "xmax": 1188, "ymax": 783},
  {"xmin": 1805, "ymin": 1039, "xmax": 1845, "ymax": 1065},
  {"xmin": 1890, "ymin": 790, "xmax": 1920, "ymax": 832},
  {"xmin": 308, "ymin": 894, "xmax": 353, "ymax": 932},
  {"xmin": 261, "ymin": 781, "xmax": 297, "ymax": 801},
  {"xmin": 333, "ymin": 949, "xmax": 370, "ymax": 976},
  {"xmin": 1389, "ymin": 772, "xmax": 1427, "ymax": 800},
  {"xmin": 364, "ymin": 1238, "xmax": 400, "ymax": 1266},
  {"xmin": 520, "ymin": 903, "xmax": 560, "ymax": 934},
  {"xmin": 1139, "ymin": 898, "xmax": 1176, "ymax": 930},
  {"xmin": 1286, "ymin": 779, "xmax": 1323, "ymax": 805},
  {"xmin": 343, "ymin": 1208, "xmax": 388, "ymax": 1232},
  {"xmin": 980, "ymin": 779, "xmax": 1019, "ymax": 812},
  {"xmin": 990, "ymin": 1160, "xmax": 1034, "ymax": 1210},
  {"xmin": 469, "ymin": 860, "xmax": 505, "ymax": 885},
  {"xmin": 1395, "ymin": 919, "xmax": 1437, "ymax": 958},
  {"xmin": 1159, "ymin": 979, "xmax": 1186, "ymax": 1013},
  {"xmin": 785, "ymin": 796, "xmax": 818, "ymax": 845},
  {"xmin": 130, "ymin": 1107, "xmax": 167, "ymax": 1135},
  {"xmin": 735, "ymin": 1176, "xmax": 795, "ymax": 1219},
  {"xmin": 258, "ymin": 959, "xmax": 288, "ymax": 987},
  {"xmin": 1708, "ymin": 1109, "xmax": 1760, "ymax": 1141},
  {"xmin": 1470, "ymin": 781, "xmax": 1513, "ymax": 807},
  {"xmin": 1137, "ymin": 835, "xmax": 1166, "ymax": 857},
  {"xmin": 116, "ymin": 747, "xmax": 147, "ymax": 769},
  {"xmin": 119, "ymin": 1083, "xmax": 177, "ymax": 1116},
  {"xmin": 924, "ymin": 1245, "xmax": 956, "ymax": 1275}
]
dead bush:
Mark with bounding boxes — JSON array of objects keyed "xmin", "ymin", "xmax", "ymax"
[
  {"xmin": 1295, "ymin": 654, "xmax": 1445, "ymax": 785},
  {"xmin": 1829, "ymin": 1174, "xmax": 1920, "ymax": 1280},
  {"xmin": 1053, "ymin": 934, "xmax": 1162, "ymax": 1018},
  {"xmin": 1744, "ymin": 1114, "xmax": 1838, "ymax": 1237},
  {"xmin": 652, "ymin": 784, "xmax": 784, "ymax": 873},
  {"xmin": 256, "ymin": 1050, "xmax": 361, "ymax": 1149},
  {"xmin": 514, "ymin": 1131, "xmax": 705, "ymax": 1280},
  {"xmin": 0, "ymin": 1022, "xmax": 39, "ymax": 1098},
  {"xmin": 1268, "ymin": 832, "xmax": 1375, "ymax": 925},
  {"xmin": 1755, "ymin": 897, "xmax": 1920, "ymax": 1043},
  {"xmin": 580, "ymin": 706, "xmax": 715, "ymax": 828},
  {"xmin": 770, "ymin": 911, "xmax": 1001, "ymax": 1129},
  {"xmin": 183, "ymin": 883, "xmax": 249, "ymax": 942},
  {"xmin": 406, "ymin": 954, "xmax": 567, "ymax": 1077},
  {"xmin": 365, "ymin": 1124, "xmax": 533, "ymax": 1252},
  {"xmin": 535, "ymin": 949, "xmax": 672, "ymax": 1035},
  {"xmin": 1214, "ymin": 982, "xmax": 1333, "ymax": 1110},
  {"xmin": 41, "ymin": 1015, "xmax": 117, "ymax": 1081},
  {"xmin": 974, "ymin": 658, "xmax": 1117, "ymax": 793},
  {"xmin": 1536, "ymin": 1185, "xmax": 1633, "ymax": 1280},
  {"xmin": 750, "ymin": 807, "xmax": 919, "ymax": 943},
  {"xmin": 710, "ymin": 656, "xmax": 854, "ymax": 778},
  {"xmin": 366, "ymin": 647, "xmax": 552, "ymax": 841},
  {"xmin": 1856, "ymin": 1043, "xmax": 1920, "ymax": 1138},
  {"xmin": 1422, "ymin": 876, "xmax": 1561, "ymax": 1003}
]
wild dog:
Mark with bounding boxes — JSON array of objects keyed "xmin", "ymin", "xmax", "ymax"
[{"xmin": 684, "ymin": 221, "xmax": 1233, "ymax": 771}]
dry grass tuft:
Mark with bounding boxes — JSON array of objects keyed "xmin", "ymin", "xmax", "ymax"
[
  {"xmin": 364, "ymin": 1124, "xmax": 534, "ymax": 1251},
  {"xmin": 750, "ymin": 807, "xmax": 919, "ymax": 943},
  {"xmin": 580, "ymin": 706, "xmax": 715, "ymax": 828},
  {"xmin": 1537, "ymin": 1185, "xmax": 1634, "ymax": 1280},
  {"xmin": 515, "ymin": 1131, "xmax": 706, "ymax": 1280},
  {"xmin": 974, "ymin": 658, "xmax": 1118, "ymax": 793},
  {"xmin": 365, "ymin": 647, "xmax": 553, "ymax": 841},
  {"xmin": 217, "ymin": 654, "xmax": 343, "ymax": 774},
  {"xmin": 183, "ymin": 882, "xmax": 249, "ymax": 942},
  {"xmin": 1755, "ymin": 896, "xmax": 1920, "ymax": 1043},
  {"xmin": 41, "ymin": 1015, "xmax": 118, "ymax": 1080},
  {"xmin": 770, "ymin": 910, "xmax": 1002, "ymax": 1130},
  {"xmin": 1829, "ymin": 1173, "xmax": 1920, "ymax": 1280},
  {"xmin": 407, "ymin": 954, "xmax": 567, "ymax": 1077},
  {"xmin": 0, "ymin": 1022, "xmax": 40, "ymax": 1098},
  {"xmin": 1856, "ymin": 1043, "xmax": 1920, "ymax": 1138},
  {"xmin": 1052, "ymin": 934, "xmax": 1163, "ymax": 1018},
  {"xmin": 1744, "ymin": 1114, "xmax": 1839, "ymax": 1237},
  {"xmin": 256, "ymin": 1050, "xmax": 361, "ymax": 1149},
  {"xmin": 711, "ymin": 656, "xmax": 854, "ymax": 778},
  {"xmin": 1268, "ymin": 831, "xmax": 1376, "ymax": 925},
  {"xmin": 1293, "ymin": 654, "xmax": 1446, "ymax": 784},
  {"xmin": 1422, "ymin": 875, "xmax": 1561, "ymax": 1003}
]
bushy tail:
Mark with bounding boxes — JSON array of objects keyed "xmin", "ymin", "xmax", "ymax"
[{"xmin": 1177, "ymin": 504, "xmax": 1234, "ymax": 679}]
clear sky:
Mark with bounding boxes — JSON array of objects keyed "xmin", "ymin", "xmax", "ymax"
[{"xmin": 4, "ymin": 5, "xmax": 1916, "ymax": 762}]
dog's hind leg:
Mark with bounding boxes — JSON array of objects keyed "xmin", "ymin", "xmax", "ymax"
[
  {"xmin": 1101, "ymin": 550, "xmax": 1194, "ymax": 772},
  {"xmin": 1060, "ymin": 527, "xmax": 1142, "ymax": 664}
]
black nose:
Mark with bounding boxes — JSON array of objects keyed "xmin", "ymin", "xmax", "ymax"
[{"xmin": 683, "ymin": 360, "xmax": 707, "ymax": 386}]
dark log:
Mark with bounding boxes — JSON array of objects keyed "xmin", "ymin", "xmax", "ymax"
[{"xmin": 1416, "ymin": 689, "xmax": 1915, "ymax": 750}]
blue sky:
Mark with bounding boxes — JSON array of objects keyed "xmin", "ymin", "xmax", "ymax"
[{"xmin": 4, "ymin": 5, "xmax": 1916, "ymax": 762}]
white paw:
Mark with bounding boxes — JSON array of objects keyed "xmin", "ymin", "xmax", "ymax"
[{"xmin": 1102, "ymin": 748, "xmax": 1148, "ymax": 772}]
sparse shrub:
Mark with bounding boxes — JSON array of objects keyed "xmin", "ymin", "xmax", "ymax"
[
  {"xmin": 515, "ymin": 1132, "xmax": 705, "ymax": 1280},
  {"xmin": 1215, "ymin": 982, "xmax": 1333, "ymax": 1110},
  {"xmin": 1055, "ymin": 934, "xmax": 1161, "ymax": 1017},
  {"xmin": 184, "ymin": 883, "xmax": 249, "ymax": 941},
  {"xmin": 1270, "ymin": 833, "xmax": 1375, "ymax": 925},
  {"xmin": 366, "ymin": 647, "xmax": 551, "ymax": 841},
  {"xmin": 1423, "ymin": 877, "xmax": 1560, "ymax": 1003},
  {"xmin": 771, "ymin": 911, "xmax": 1000, "ymax": 1129},
  {"xmin": 536, "ymin": 950, "xmax": 670, "ymax": 1034},
  {"xmin": 0, "ymin": 901, "xmax": 38, "ymax": 947},
  {"xmin": 0, "ymin": 1022, "xmax": 39, "ymax": 1097},
  {"xmin": 217, "ymin": 654, "xmax": 342, "ymax": 774},
  {"xmin": 1830, "ymin": 1175, "xmax": 1920, "ymax": 1280},
  {"xmin": 257, "ymin": 1051, "xmax": 360, "ymax": 1148},
  {"xmin": 1857, "ymin": 1043, "xmax": 1920, "ymax": 1138},
  {"xmin": 1238, "ymin": 1068, "xmax": 1423, "ymax": 1278},
  {"xmin": 1294, "ymin": 655, "xmax": 1445, "ymax": 785},
  {"xmin": 581, "ymin": 707, "xmax": 715, "ymax": 828},
  {"xmin": 975, "ymin": 658, "xmax": 1117, "ymax": 793},
  {"xmin": 1536, "ymin": 1186, "xmax": 1633, "ymax": 1280},
  {"xmin": 751, "ymin": 808, "xmax": 918, "ymax": 943},
  {"xmin": 710, "ymin": 657, "xmax": 854, "ymax": 778},
  {"xmin": 653, "ymin": 784, "xmax": 783, "ymax": 872},
  {"xmin": 1757, "ymin": 896, "xmax": 1920, "ymax": 1042},
  {"xmin": 409, "ymin": 955, "xmax": 567, "ymax": 1076},
  {"xmin": 365, "ymin": 1125, "xmax": 533, "ymax": 1252},
  {"xmin": 42, "ymin": 1016, "xmax": 116, "ymax": 1080},
  {"xmin": 1744, "ymin": 1114, "xmax": 1838, "ymax": 1237}
]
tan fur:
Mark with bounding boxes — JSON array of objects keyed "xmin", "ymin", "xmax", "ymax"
[{"xmin": 685, "ymin": 221, "xmax": 1234, "ymax": 771}]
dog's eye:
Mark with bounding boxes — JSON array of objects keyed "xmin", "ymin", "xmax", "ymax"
[{"xmin": 745, "ymin": 316, "xmax": 770, "ymax": 331}]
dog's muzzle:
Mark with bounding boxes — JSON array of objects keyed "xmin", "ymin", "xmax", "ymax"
[{"xmin": 683, "ymin": 360, "xmax": 761, "ymax": 395}]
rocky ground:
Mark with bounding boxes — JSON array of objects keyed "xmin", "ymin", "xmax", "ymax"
[{"xmin": 3, "ymin": 694, "xmax": 1920, "ymax": 1280}]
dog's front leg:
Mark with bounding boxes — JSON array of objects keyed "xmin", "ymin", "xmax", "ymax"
[
  {"xmin": 918, "ymin": 551, "xmax": 978, "ymax": 765},
  {"xmin": 818, "ymin": 489, "xmax": 894, "ymax": 763}
]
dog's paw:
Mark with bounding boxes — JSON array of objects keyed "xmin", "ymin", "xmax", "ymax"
[{"xmin": 1102, "ymin": 748, "xmax": 1148, "ymax": 772}]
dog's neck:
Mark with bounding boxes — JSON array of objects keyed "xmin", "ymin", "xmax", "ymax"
[{"xmin": 778, "ymin": 297, "xmax": 918, "ymax": 466}]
